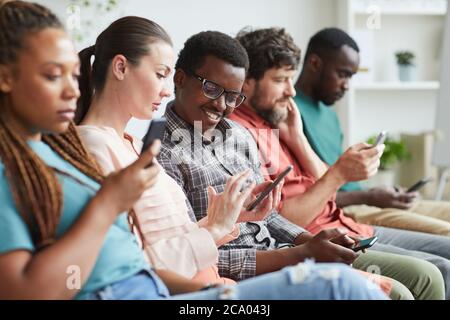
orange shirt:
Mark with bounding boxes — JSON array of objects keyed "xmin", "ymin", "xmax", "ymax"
[{"xmin": 229, "ymin": 105, "xmax": 374, "ymax": 238}]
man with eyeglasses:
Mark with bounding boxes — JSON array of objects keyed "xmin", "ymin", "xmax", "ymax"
[
  {"xmin": 228, "ymin": 27, "xmax": 450, "ymax": 300},
  {"xmin": 157, "ymin": 31, "xmax": 400, "ymax": 296}
]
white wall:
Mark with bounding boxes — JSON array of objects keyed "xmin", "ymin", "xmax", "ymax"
[{"xmin": 36, "ymin": 0, "xmax": 336, "ymax": 137}]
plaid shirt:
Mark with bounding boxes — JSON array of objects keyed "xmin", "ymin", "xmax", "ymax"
[{"xmin": 157, "ymin": 103, "xmax": 306, "ymax": 280}]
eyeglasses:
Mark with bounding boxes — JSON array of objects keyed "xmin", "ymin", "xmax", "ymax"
[{"xmin": 194, "ymin": 74, "xmax": 246, "ymax": 109}]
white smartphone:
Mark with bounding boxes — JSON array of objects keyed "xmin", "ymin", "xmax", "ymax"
[{"xmin": 373, "ymin": 131, "xmax": 388, "ymax": 147}]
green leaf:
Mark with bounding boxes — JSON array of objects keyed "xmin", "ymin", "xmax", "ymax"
[{"xmin": 395, "ymin": 50, "xmax": 415, "ymax": 66}]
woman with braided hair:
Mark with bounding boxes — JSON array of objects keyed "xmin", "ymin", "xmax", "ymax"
[{"xmin": 0, "ymin": 1, "xmax": 388, "ymax": 300}]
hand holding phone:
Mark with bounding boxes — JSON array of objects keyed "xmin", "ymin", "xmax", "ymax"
[
  {"xmin": 246, "ymin": 165, "xmax": 292, "ymax": 211},
  {"xmin": 373, "ymin": 131, "xmax": 388, "ymax": 147},
  {"xmin": 352, "ymin": 236, "xmax": 378, "ymax": 252}
]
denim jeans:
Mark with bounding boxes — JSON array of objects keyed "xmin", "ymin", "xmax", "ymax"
[
  {"xmin": 84, "ymin": 269, "xmax": 170, "ymax": 300},
  {"xmin": 84, "ymin": 262, "xmax": 388, "ymax": 300}
]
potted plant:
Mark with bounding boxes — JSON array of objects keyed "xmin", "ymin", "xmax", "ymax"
[
  {"xmin": 395, "ymin": 50, "xmax": 417, "ymax": 82},
  {"xmin": 363, "ymin": 135, "xmax": 411, "ymax": 188}
]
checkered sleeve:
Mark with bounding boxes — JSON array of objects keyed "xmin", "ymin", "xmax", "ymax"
[
  {"xmin": 157, "ymin": 144, "xmax": 180, "ymax": 180},
  {"xmin": 244, "ymin": 144, "xmax": 306, "ymax": 245},
  {"xmin": 157, "ymin": 145, "xmax": 197, "ymax": 222},
  {"xmin": 217, "ymin": 247, "xmax": 257, "ymax": 281},
  {"xmin": 265, "ymin": 211, "xmax": 306, "ymax": 245}
]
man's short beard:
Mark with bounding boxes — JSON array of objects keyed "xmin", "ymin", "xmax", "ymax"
[
  {"xmin": 254, "ymin": 106, "xmax": 287, "ymax": 127},
  {"xmin": 250, "ymin": 83, "xmax": 288, "ymax": 127}
]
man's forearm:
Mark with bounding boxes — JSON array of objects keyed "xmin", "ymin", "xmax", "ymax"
[
  {"xmin": 281, "ymin": 168, "xmax": 345, "ymax": 227},
  {"xmin": 336, "ymin": 191, "xmax": 371, "ymax": 208},
  {"xmin": 285, "ymin": 133, "xmax": 328, "ymax": 179},
  {"xmin": 255, "ymin": 247, "xmax": 307, "ymax": 275}
]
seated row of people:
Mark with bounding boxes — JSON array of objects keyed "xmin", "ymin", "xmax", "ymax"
[{"xmin": 0, "ymin": 0, "xmax": 449, "ymax": 300}]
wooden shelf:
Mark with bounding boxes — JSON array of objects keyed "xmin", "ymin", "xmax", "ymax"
[
  {"xmin": 353, "ymin": 81, "xmax": 440, "ymax": 91},
  {"xmin": 353, "ymin": 9, "xmax": 446, "ymax": 16}
]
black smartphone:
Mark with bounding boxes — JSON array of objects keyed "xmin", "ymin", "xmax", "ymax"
[
  {"xmin": 246, "ymin": 165, "xmax": 293, "ymax": 211},
  {"xmin": 352, "ymin": 236, "xmax": 378, "ymax": 252},
  {"xmin": 373, "ymin": 131, "xmax": 388, "ymax": 147},
  {"xmin": 141, "ymin": 118, "xmax": 167, "ymax": 154},
  {"xmin": 407, "ymin": 177, "xmax": 433, "ymax": 193}
]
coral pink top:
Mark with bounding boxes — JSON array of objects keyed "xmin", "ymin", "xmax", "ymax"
[{"xmin": 78, "ymin": 125, "xmax": 238, "ymax": 285}]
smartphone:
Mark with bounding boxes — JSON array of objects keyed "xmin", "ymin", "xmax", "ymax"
[
  {"xmin": 141, "ymin": 118, "xmax": 167, "ymax": 154},
  {"xmin": 373, "ymin": 131, "xmax": 388, "ymax": 147},
  {"xmin": 246, "ymin": 165, "xmax": 293, "ymax": 211},
  {"xmin": 407, "ymin": 177, "xmax": 433, "ymax": 193},
  {"xmin": 352, "ymin": 236, "xmax": 378, "ymax": 252}
]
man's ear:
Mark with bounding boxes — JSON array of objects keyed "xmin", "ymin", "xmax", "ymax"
[
  {"xmin": 242, "ymin": 78, "xmax": 255, "ymax": 99},
  {"xmin": 0, "ymin": 65, "xmax": 14, "ymax": 93},
  {"xmin": 308, "ymin": 54, "xmax": 323, "ymax": 73},
  {"xmin": 173, "ymin": 69, "xmax": 187, "ymax": 90},
  {"xmin": 111, "ymin": 54, "xmax": 128, "ymax": 81}
]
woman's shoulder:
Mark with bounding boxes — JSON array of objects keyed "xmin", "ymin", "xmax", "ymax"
[
  {"xmin": 77, "ymin": 125, "xmax": 115, "ymax": 140},
  {"xmin": 77, "ymin": 125, "xmax": 122, "ymax": 152}
]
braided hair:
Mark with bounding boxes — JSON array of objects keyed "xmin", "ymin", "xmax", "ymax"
[{"xmin": 0, "ymin": 1, "xmax": 143, "ymax": 249}]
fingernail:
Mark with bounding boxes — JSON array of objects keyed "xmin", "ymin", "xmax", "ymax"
[{"xmin": 152, "ymin": 139, "xmax": 161, "ymax": 153}]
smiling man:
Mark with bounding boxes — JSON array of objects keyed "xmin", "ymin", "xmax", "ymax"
[{"xmin": 157, "ymin": 30, "xmax": 380, "ymax": 285}]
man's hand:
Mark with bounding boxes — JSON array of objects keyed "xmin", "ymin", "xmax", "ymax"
[
  {"xmin": 295, "ymin": 228, "xmax": 359, "ymax": 264},
  {"xmin": 238, "ymin": 179, "xmax": 284, "ymax": 222},
  {"xmin": 296, "ymin": 229, "xmax": 358, "ymax": 248},
  {"xmin": 329, "ymin": 143, "xmax": 384, "ymax": 185},
  {"xmin": 275, "ymin": 98, "xmax": 304, "ymax": 144},
  {"xmin": 331, "ymin": 233, "xmax": 358, "ymax": 248},
  {"xmin": 367, "ymin": 186, "xmax": 419, "ymax": 209}
]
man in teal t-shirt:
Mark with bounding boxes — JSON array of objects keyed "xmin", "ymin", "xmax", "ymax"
[
  {"xmin": 295, "ymin": 92, "xmax": 362, "ymax": 192},
  {"xmin": 293, "ymin": 28, "xmax": 450, "ymax": 236}
]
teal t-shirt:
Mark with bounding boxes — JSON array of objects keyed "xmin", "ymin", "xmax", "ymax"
[
  {"xmin": 294, "ymin": 92, "xmax": 362, "ymax": 192},
  {"xmin": 0, "ymin": 140, "xmax": 148, "ymax": 299}
]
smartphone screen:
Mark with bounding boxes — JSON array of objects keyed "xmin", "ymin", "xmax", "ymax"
[
  {"xmin": 246, "ymin": 165, "xmax": 293, "ymax": 211},
  {"xmin": 352, "ymin": 236, "xmax": 378, "ymax": 252}
]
